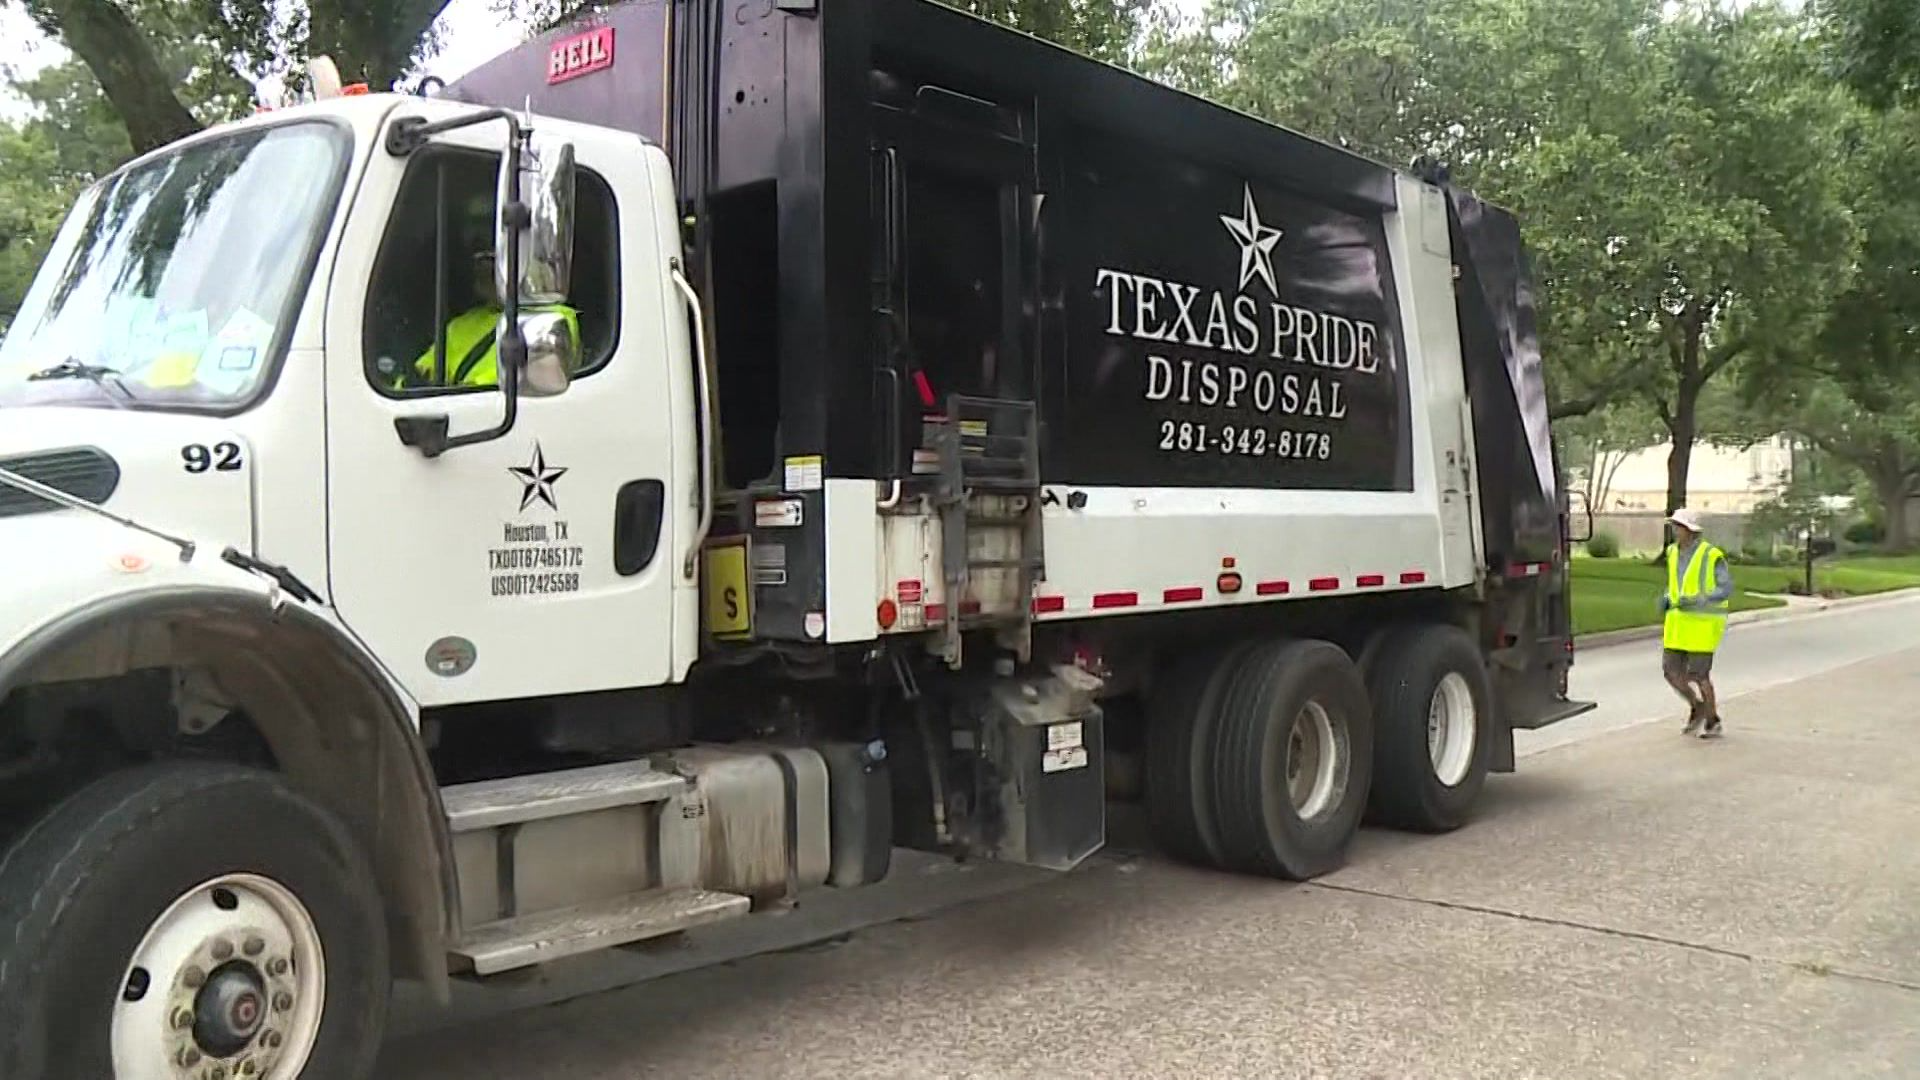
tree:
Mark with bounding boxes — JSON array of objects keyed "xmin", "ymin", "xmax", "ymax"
[
  {"xmin": 1139, "ymin": 0, "xmax": 1700, "ymax": 422},
  {"xmin": 0, "ymin": 124, "xmax": 72, "ymax": 334},
  {"xmin": 1563, "ymin": 4, "xmax": 1860, "ymax": 517},
  {"xmin": 1823, "ymin": 0, "xmax": 1920, "ymax": 107},
  {"xmin": 5, "ymin": 0, "xmax": 456, "ymax": 154},
  {"xmin": 0, "ymin": 38, "xmax": 251, "ymax": 331},
  {"xmin": 1750, "ymin": 105, "xmax": 1920, "ymax": 550},
  {"xmin": 8, "ymin": 0, "xmax": 200, "ymax": 153},
  {"xmin": 949, "ymin": 0, "xmax": 1149, "ymax": 61},
  {"xmin": 1559, "ymin": 401, "xmax": 1663, "ymax": 512}
]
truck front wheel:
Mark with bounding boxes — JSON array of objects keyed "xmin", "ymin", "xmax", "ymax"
[
  {"xmin": 1364, "ymin": 624, "xmax": 1494, "ymax": 832},
  {"xmin": 1206, "ymin": 640, "xmax": 1375, "ymax": 880},
  {"xmin": 0, "ymin": 762, "xmax": 390, "ymax": 1080}
]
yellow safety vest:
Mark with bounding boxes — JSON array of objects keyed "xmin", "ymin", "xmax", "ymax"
[
  {"xmin": 404, "ymin": 305, "xmax": 580, "ymax": 389},
  {"xmin": 1664, "ymin": 541, "xmax": 1729, "ymax": 653}
]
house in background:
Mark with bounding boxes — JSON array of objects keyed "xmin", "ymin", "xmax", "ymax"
[{"xmin": 1595, "ymin": 436, "xmax": 1797, "ymax": 513}]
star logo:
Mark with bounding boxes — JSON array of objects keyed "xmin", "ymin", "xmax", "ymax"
[
  {"xmin": 509, "ymin": 443, "xmax": 567, "ymax": 513},
  {"xmin": 1220, "ymin": 183, "xmax": 1283, "ymax": 296}
]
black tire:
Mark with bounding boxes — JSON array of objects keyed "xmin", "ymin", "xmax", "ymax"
[
  {"xmin": 1206, "ymin": 640, "xmax": 1374, "ymax": 880},
  {"xmin": 0, "ymin": 762, "xmax": 390, "ymax": 1080},
  {"xmin": 1365, "ymin": 624, "xmax": 1495, "ymax": 832},
  {"xmin": 1144, "ymin": 643, "xmax": 1257, "ymax": 868}
]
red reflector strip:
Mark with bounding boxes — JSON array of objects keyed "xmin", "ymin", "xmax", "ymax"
[
  {"xmin": 1401, "ymin": 571, "xmax": 1427, "ymax": 585},
  {"xmin": 1256, "ymin": 580, "xmax": 1291, "ymax": 596},
  {"xmin": 1356, "ymin": 574, "xmax": 1385, "ymax": 588},
  {"xmin": 1507, "ymin": 562, "xmax": 1547, "ymax": 578},
  {"xmin": 912, "ymin": 370, "xmax": 936, "ymax": 408},
  {"xmin": 1032, "ymin": 595, "xmax": 1066, "ymax": 614},
  {"xmin": 926, "ymin": 604, "xmax": 947, "ymax": 623},
  {"xmin": 1163, "ymin": 587, "xmax": 1205, "ymax": 604},
  {"xmin": 1092, "ymin": 591, "xmax": 1139, "ymax": 610},
  {"xmin": 959, "ymin": 599, "xmax": 982, "ymax": 616},
  {"xmin": 1309, "ymin": 577, "xmax": 1340, "ymax": 592}
]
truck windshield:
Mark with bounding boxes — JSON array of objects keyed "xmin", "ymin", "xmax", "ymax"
[{"xmin": 0, "ymin": 120, "xmax": 349, "ymax": 413}]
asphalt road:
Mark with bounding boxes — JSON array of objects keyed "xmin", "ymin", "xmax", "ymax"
[{"xmin": 380, "ymin": 592, "xmax": 1920, "ymax": 1078}]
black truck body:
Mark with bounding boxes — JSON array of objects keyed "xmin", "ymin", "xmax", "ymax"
[{"xmin": 449, "ymin": 0, "xmax": 1581, "ymax": 728}]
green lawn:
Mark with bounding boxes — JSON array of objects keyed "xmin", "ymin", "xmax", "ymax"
[{"xmin": 1569, "ymin": 554, "xmax": 1920, "ymax": 636}]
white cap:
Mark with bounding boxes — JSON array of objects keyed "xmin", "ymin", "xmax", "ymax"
[{"xmin": 1666, "ymin": 507, "xmax": 1704, "ymax": 533}]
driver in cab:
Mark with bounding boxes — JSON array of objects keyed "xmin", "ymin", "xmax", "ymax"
[{"xmin": 393, "ymin": 245, "xmax": 579, "ymax": 391}]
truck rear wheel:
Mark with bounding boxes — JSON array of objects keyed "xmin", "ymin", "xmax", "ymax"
[
  {"xmin": 0, "ymin": 762, "xmax": 390, "ymax": 1080},
  {"xmin": 1365, "ymin": 625, "xmax": 1494, "ymax": 832},
  {"xmin": 1145, "ymin": 643, "xmax": 1256, "ymax": 868},
  {"xmin": 1205, "ymin": 640, "xmax": 1374, "ymax": 880}
]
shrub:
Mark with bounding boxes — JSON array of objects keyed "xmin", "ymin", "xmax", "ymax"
[
  {"xmin": 1585, "ymin": 532, "xmax": 1620, "ymax": 559},
  {"xmin": 1844, "ymin": 519, "xmax": 1885, "ymax": 546}
]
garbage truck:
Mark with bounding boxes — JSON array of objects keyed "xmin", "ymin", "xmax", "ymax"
[{"xmin": 0, "ymin": 0, "xmax": 1592, "ymax": 1073}]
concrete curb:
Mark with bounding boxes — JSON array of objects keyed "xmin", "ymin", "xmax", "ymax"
[{"xmin": 1574, "ymin": 587, "xmax": 1920, "ymax": 651}]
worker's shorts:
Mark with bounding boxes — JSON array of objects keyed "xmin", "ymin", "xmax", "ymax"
[{"xmin": 1663, "ymin": 648, "xmax": 1714, "ymax": 680}]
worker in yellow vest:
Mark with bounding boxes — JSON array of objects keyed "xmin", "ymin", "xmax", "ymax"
[
  {"xmin": 398, "ymin": 248, "xmax": 579, "ymax": 390},
  {"xmin": 1660, "ymin": 507, "xmax": 1732, "ymax": 738}
]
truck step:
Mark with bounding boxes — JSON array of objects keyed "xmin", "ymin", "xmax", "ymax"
[
  {"xmin": 453, "ymin": 887, "xmax": 750, "ymax": 975},
  {"xmin": 441, "ymin": 761, "xmax": 686, "ymax": 834}
]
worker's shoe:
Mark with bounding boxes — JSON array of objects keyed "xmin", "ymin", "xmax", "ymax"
[
  {"xmin": 1683, "ymin": 702, "xmax": 1707, "ymax": 736},
  {"xmin": 1698, "ymin": 715, "xmax": 1724, "ymax": 739}
]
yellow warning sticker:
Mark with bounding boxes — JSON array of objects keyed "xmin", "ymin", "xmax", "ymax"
[{"xmin": 703, "ymin": 538, "xmax": 752, "ymax": 640}]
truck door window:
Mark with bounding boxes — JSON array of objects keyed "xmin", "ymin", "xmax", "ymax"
[
  {"xmin": 902, "ymin": 165, "xmax": 1009, "ymax": 408},
  {"xmin": 363, "ymin": 146, "xmax": 621, "ymax": 396}
]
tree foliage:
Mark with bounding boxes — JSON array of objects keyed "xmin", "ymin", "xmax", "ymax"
[
  {"xmin": 1748, "ymin": 105, "xmax": 1920, "ymax": 550},
  {"xmin": 1150, "ymin": 0, "xmax": 1868, "ymax": 517},
  {"xmin": 0, "ymin": 124, "xmax": 70, "ymax": 334},
  {"xmin": 4, "ymin": 0, "xmax": 454, "ymax": 153},
  {"xmin": 1824, "ymin": 0, "xmax": 1920, "ymax": 108}
]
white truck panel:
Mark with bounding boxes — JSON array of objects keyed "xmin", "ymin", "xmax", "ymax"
[{"xmin": 1385, "ymin": 176, "xmax": 1483, "ymax": 590}]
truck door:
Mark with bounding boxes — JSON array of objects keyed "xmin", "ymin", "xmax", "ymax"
[
  {"xmin": 869, "ymin": 89, "xmax": 1042, "ymax": 644},
  {"xmin": 870, "ymin": 89, "xmax": 1035, "ymax": 461},
  {"xmin": 324, "ymin": 125, "xmax": 689, "ymax": 706}
]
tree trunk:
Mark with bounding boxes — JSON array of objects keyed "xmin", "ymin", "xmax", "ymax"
[
  {"xmin": 28, "ymin": 0, "xmax": 201, "ymax": 153},
  {"xmin": 1597, "ymin": 447, "xmax": 1629, "ymax": 510},
  {"xmin": 1664, "ymin": 399, "xmax": 1698, "ymax": 518},
  {"xmin": 1875, "ymin": 467, "xmax": 1915, "ymax": 552},
  {"xmin": 1662, "ymin": 317, "xmax": 1711, "ymax": 518}
]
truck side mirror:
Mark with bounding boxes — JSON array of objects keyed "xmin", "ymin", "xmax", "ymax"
[
  {"xmin": 495, "ymin": 135, "xmax": 577, "ymax": 305},
  {"xmin": 515, "ymin": 310, "xmax": 579, "ymax": 398}
]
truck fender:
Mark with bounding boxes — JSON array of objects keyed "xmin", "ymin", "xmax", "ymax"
[{"xmin": 0, "ymin": 585, "xmax": 456, "ymax": 999}]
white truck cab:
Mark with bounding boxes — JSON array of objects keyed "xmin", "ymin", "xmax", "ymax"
[{"xmin": 1, "ymin": 95, "xmax": 703, "ymax": 709}]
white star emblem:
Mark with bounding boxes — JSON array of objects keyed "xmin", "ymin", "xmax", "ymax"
[
  {"xmin": 1220, "ymin": 183, "xmax": 1283, "ymax": 295},
  {"xmin": 509, "ymin": 443, "xmax": 567, "ymax": 513}
]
